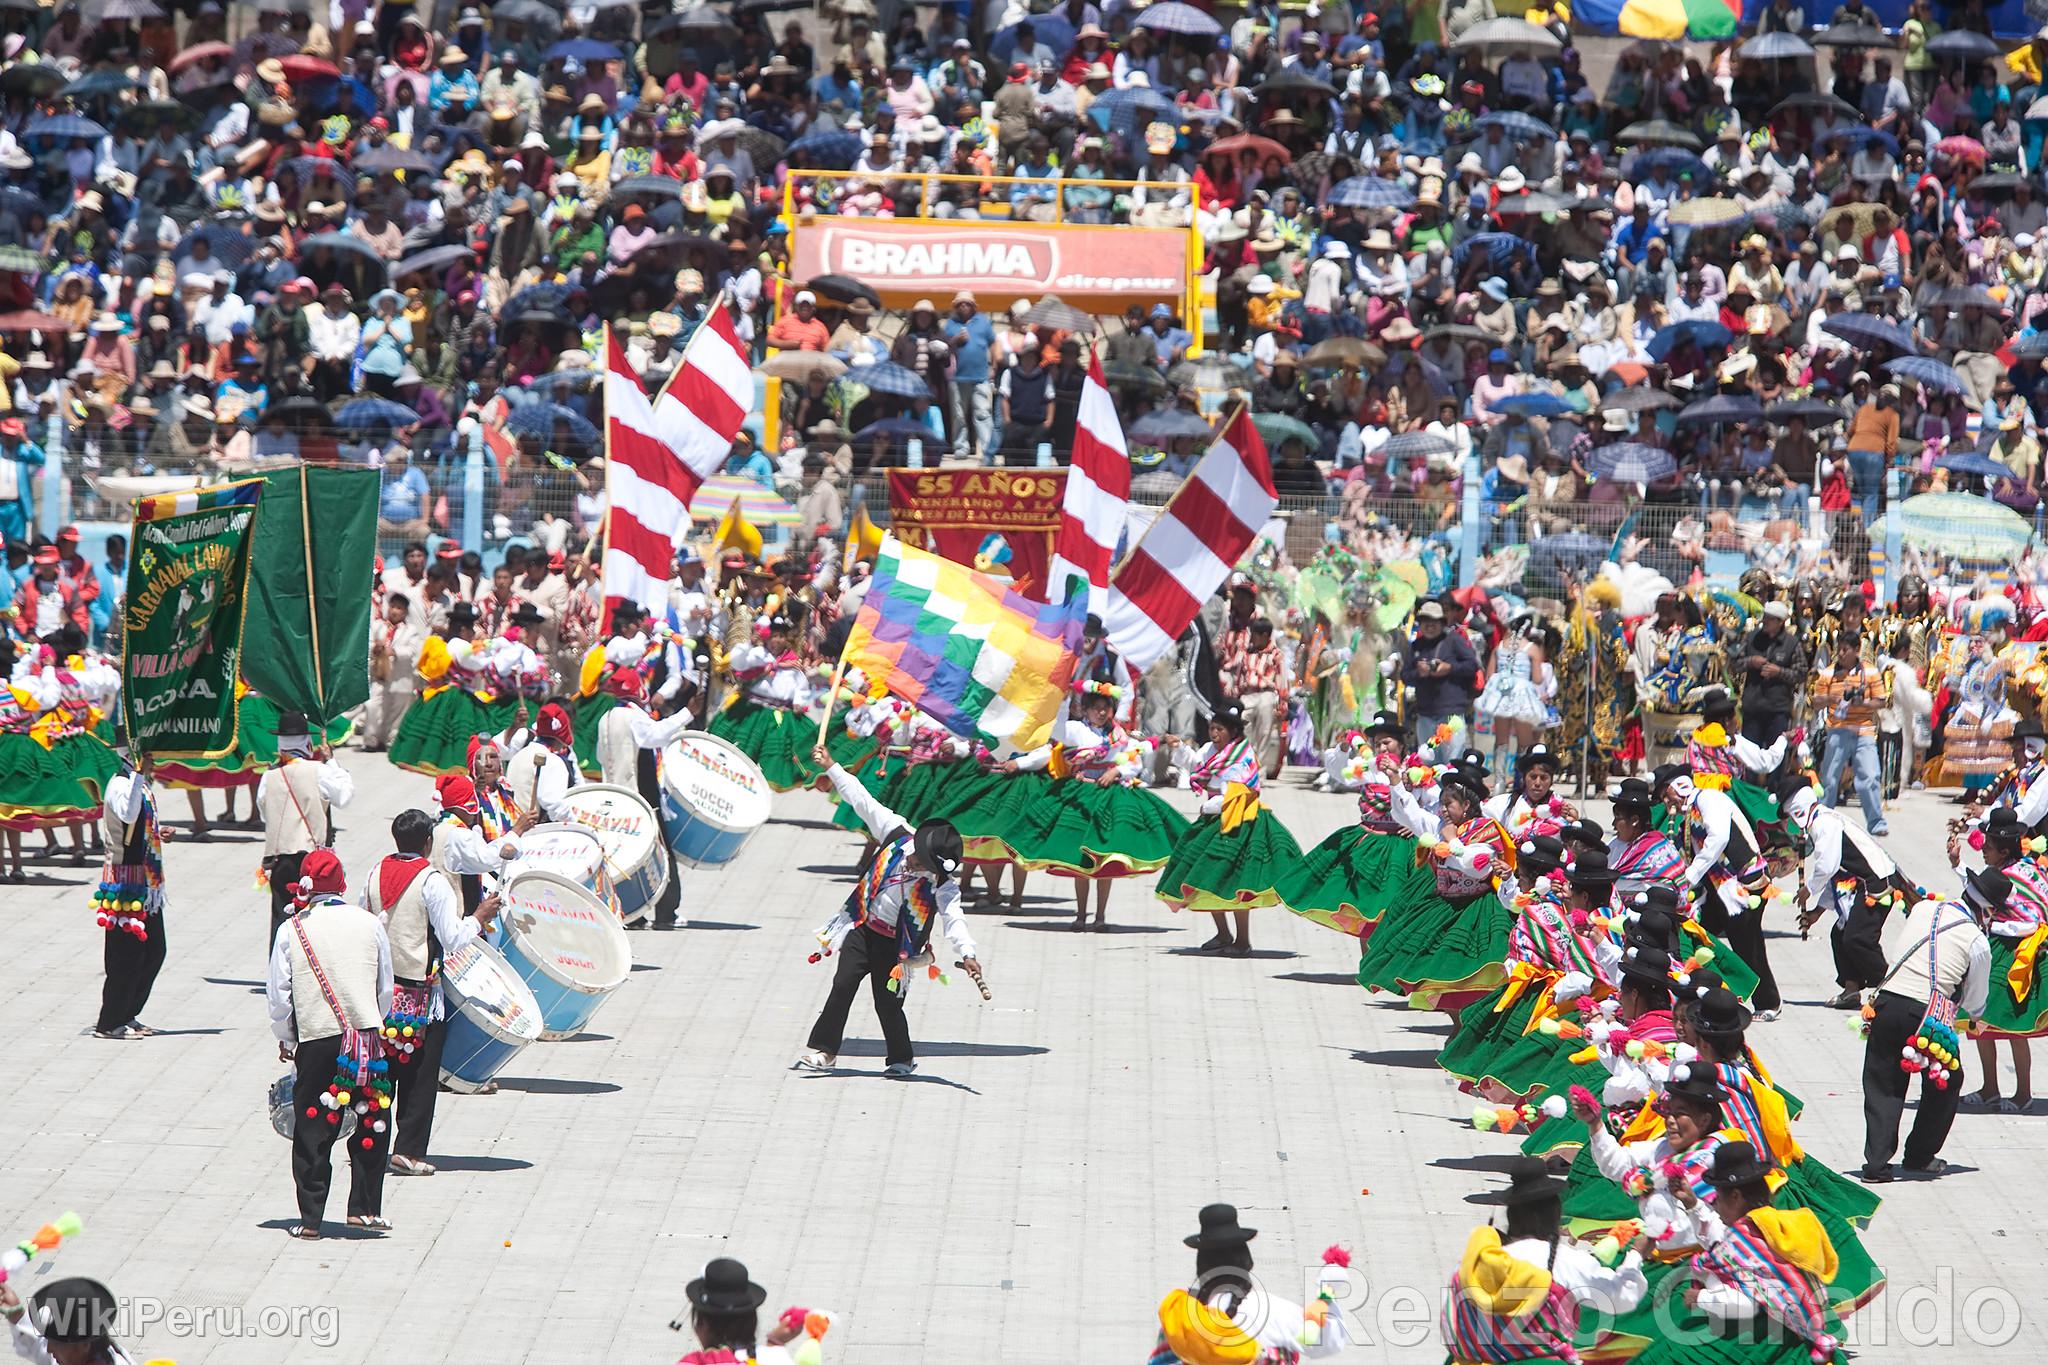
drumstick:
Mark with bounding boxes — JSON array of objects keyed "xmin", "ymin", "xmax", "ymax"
[{"xmin": 955, "ymin": 959, "xmax": 991, "ymax": 1001}]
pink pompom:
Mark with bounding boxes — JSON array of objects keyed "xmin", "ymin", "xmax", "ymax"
[{"xmin": 1322, "ymin": 1245, "xmax": 1352, "ymax": 1268}]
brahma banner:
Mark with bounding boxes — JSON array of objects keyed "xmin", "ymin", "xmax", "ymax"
[
  {"xmin": 885, "ymin": 467, "xmax": 1067, "ymax": 601},
  {"xmin": 791, "ymin": 222, "xmax": 1188, "ymax": 311},
  {"xmin": 122, "ymin": 481, "xmax": 261, "ymax": 758}
]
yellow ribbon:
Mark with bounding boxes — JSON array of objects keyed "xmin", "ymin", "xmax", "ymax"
[
  {"xmin": 1695, "ymin": 773, "xmax": 1734, "ymax": 791},
  {"xmin": 1047, "ymin": 743, "xmax": 1071, "ymax": 781},
  {"xmin": 421, "ymin": 683, "xmax": 451, "ymax": 702},
  {"xmin": 1219, "ymin": 782, "xmax": 1260, "ymax": 833},
  {"xmin": 1494, "ymin": 960, "xmax": 1549, "ymax": 1015},
  {"xmin": 2008, "ymin": 925, "xmax": 2048, "ymax": 1003}
]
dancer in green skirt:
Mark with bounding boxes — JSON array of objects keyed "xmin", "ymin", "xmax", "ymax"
[
  {"xmin": 1007, "ymin": 684, "xmax": 1188, "ymax": 930},
  {"xmin": 1948, "ymin": 810, "xmax": 2048, "ymax": 1113},
  {"xmin": 1156, "ymin": 703, "xmax": 1301, "ymax": 956},
  {"xmin": 707, "ymin": 616, "xmax": 829, "ymax": 791},
  {"xmin": 1354, "ymin": 763, "xmax": 1514, "ymax": 1009},
  {"xmin": 1278, "ymin": 710, "xmax": 1419, "ymax": 942},
  {"xmin": 388, "ymin": 604, "xmax": 523, "ymax": 777}
]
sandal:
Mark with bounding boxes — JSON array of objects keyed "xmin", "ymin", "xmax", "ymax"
[
  {"xmin": 388, "ymin": 1155, "xmax": 436, "ymax": 1177},
  {"xmin": 1961, "ymin": 1091, "xmax": 1997, "ymax": 1109},
  {"xmin": 347, "ymin": 1215, "xmax": 392, "ymax": 1232},
  {"xmin": 1996, "ymin": 1097, "xmax": 2023, "ymax": 1115},
  {"xmin": 288, "ymin": 1225, "xmax": 321, "ymax": 1241}
]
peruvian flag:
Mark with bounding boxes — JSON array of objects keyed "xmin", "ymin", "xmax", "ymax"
[
  {"xmin": 601, "ymin": 301, "xmax": 751, "ymax": 626},
  {"xmin": 1100, "ymin": 408, "xmax": 1277, "ymax": 673},
  {"xmin": 1045, "ymin": 355, "xmax": 1130, "ymax": 616}
]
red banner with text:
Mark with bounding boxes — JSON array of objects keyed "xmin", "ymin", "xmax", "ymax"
[{"xmin": 884, "ymin": 467, "xmax": 1067, "ymax": 602}]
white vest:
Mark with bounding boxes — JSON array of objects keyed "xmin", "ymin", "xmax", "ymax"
[
  {"xmin": 369, "ymin": 855, "xmax": 436, "ymax": 982},
  {"xmin": 598, "ymin": 705, "xmax": 643, "ymax": 788},
  {"xmin": 262, "ymin": 761, "xmax": 330, "ymax": 858},
  {"xmin": 282, "ymin": 902, "xmax": 384, "ymax": 1042},
  {"xmin": 507, "ymin": 745, "xmax": 546, "ymax": 813}
]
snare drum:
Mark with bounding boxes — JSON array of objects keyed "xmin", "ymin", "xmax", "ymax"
[
  {"xmin": 493, "ymin": 869, "xmax": 634, "ymax": 1040},
  {"xmin": 439, "ymin": 937, "xmax": 544, "ymax": 1094},
  {"xmin": 555, "ymin": 783, "xmax": 669, "ymax": 922},
  {"xmin": 514, "ymin": 822, "xmax": 618, "ymax": 916},
  {"xmin": 659, "ymin": 734, "xmax": 772, "ymax": 868}
]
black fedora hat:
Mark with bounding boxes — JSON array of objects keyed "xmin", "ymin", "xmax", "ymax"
[
  {"xmin": 2015, "ymin": 717, "xmax": 2047, "ymax": 743},
  {"xmin": 1774, "ymin": 772, "xmax": 1819, "ymax": 810},
  {"xmin": 1518, "ymin": 743, "xmax": 1562, "ymax": 773},
  {"xmin": 1500, "ymin": 1156, "xmax": 1565, "ymax": 1207},
  {"xmin": 1704, "ymin": 1139, "xmax": 1777, "ymax": 1191},
  {"xmin": 1967, "ymin": 866, "xmax": 2013, "ymax": 914},
  {"xmin": 1364, "ymin": 709, "xmax": 1407, "ymax": 740},
  {"xmin": 509, "ymin": 602, "xmax": 547, "ymax": 627},
  {"xmin": 1612, "ymin": 778, "xmax": 1656, "ymax": 812},
  {"xmin": 1699, "ymin": 688, "xmax": 1736, "ymax": 724},
  {"xmin": 447, "ymin": 601, "xmax": 479, "ymax": 627},
  {"xmin": 1568, "ymin": 847, "xmax": 1618, "ymax": 889},
  {"xmin": 1691, "ymin": 985, "xmax": 1751, "ymax": 1037},
  {"xmin": 1661, "ymin": 1061, "xmax": 1727, "ymax": 1108},
  {"xmin": 275, "ymin": 710, "xmax": 310, "ymax": 739},
  {"xmin": 1650, "ymin": 762, "xmax": 1691, "ymax": 795},
  {"xmin": 1185, "ymin": 1203, "xmax": 1258, "ymax": 1248},
  {"xmin": 686, "ymin": 1258, "xmax": 768, "ymax": 1313}
]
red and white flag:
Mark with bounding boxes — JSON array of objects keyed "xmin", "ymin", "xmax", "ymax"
[
  {"xmin": 1045, "ymin": 355, "xmax": 1129, "ymax": 615},
  {"xmin": 1100, "ymin": 408, "xmax": 1277, "ymax": 672},
  {"xmin": 601, "ymin": 301, "xmax": 752, "ymax": 624}
]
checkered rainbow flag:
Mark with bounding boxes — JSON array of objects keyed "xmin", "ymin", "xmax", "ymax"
[
  {"xmin": 132, "ymin": 479, "xmax": 263, "ymax": 521},
  {"xmin": 843, "ymin": 534, "xmax": 1085, "ymax": 758}
]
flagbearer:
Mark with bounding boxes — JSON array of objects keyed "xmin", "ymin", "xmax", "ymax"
[
  {"xmin": 797, "ymin": 743, "xmax": 981, "ymax": 1077},
  {"xmin": 92, "ymin": 752, "xmax": 168, "ymax": 1040},
  {"xmin": 259, "ymin": 711, "xmax": 356, "ymax": 948}
]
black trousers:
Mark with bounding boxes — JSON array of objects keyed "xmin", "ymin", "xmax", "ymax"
[
  {"xmin": 1831, "ymin": 883, "xmax": 1893, "ymax": 989},
  {"xmin": 1741, "ymin": 709, "xmax": 1790, "ymax": 749},
  {"xmin": 389, "ymin": 1015, "xmax": 447, "ymax": 1161},
  {"xmin": 804, "ymin": 927, "xmax": 913, "ymax": 1065},
  {"xmin": 97, "ymin": 915, "xmax": 167, "ymax": 1033},
  {"xmin": 267, "ymin": 852, "xmax": 307, "ymax": 950},
  {"xmin": 1696, "ymin": 876, "xmax": 1780, "ymax": 1014},
  {"xmin": 290, "ymin": 1033, "xmax": 389, "ymax": 1225},
  {"xmin": 651, "ymin": 845, "xmax": 682, "ymax": 925},
  {"xmin": 1863, "ymin": 990, "xmax": 1962, "ymax": 1171}
]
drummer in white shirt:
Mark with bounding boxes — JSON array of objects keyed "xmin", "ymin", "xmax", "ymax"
[
  {"xmin": 432, "ymin": 772, "xmax": 523, "ymax": 915},
  {"xmin": 500, "ymin": 700, "xmax": 578, "ymax": 822}
]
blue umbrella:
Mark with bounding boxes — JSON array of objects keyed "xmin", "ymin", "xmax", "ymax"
[
  {"xmin": 23, "ymin": 114, "xmax": 109, "ymax": 142},
  {"xmin": 1588, "ymin": 442, "xmax": 1677, "ymax": 482},
  {"xmin": 853, "ymin": 417, "xmax": 939, "ymax": 443},
  {"xmin": 989, "ymin": 14, "xmax": 1076, "ymax": 63},
  {"xmin": 1380, "ymin": 431, "xmax": 1454, "ymax": 461},
  {"xmin": 332, "ymin": 397, "xmax": 421, "ymax": 431},
  {"xmin": 174, "ymin": 223, "xmax": 257, "ymax": 269},
  {"xmin": 610, "ymin": 174, "xmax": 687, "ymax": 200},
  {"xmin": 1835, "ymin": 126, "xmax": 1901, "ymax": 159},
  {"xmin": 1493, "ymin": 392, "xmax": 1575, "ymax": 418},
  {"xmin": 1677, "ymin": 394, "xmax": 1766, "ymax": 424},
  {"xmin": 1326, "ymin": 176, "xmax": 1415, "ymax": 209},
  {"xmin": 505, "ymin": 283, "xmax": 577, "ymax": 317},
  {"xmin": 1626, "ymin": 148, "xmax": 1712, "ymax": 181},
  {"xmin": 1822, "ymin": 314, "xmax": 1919, "ymax": 354},
  {"xmin": 1738, "ymin": 31, "xmax": 1814, "ymax": 59},
  {"xmin": 843, "ymin": 361, "xmax": 931, "ymax": 400},
  {"xmin": 507, "ymin": 401, "xmax": 601, "ymax": 448},
  {"xmin": 1088, "ymin": 86, "xmax": 1179, "ymax": 135},
  {"xmin": 278, "ymin": 155, "xmax": 355, "ymax": 198},
  {"xmin": 59, "ymin": 71, "xmax": 147, "ymax": 102},
  {"xmin": 392, "ymin": 243, "xmax": 474, "ymax": 278},
  {"xmin": 542, "ymin": 38, "xmax": 623, "ymax": 63},
  {"xmin": 1884, "ymin": 355, "xmax": 1970, "ymax": 396},
  {"xmin": 1475, "ymin": 110, "xmax": 1554, "ymax": 141},
  {"xmin": 1132, "ymin": 1, "xmax": 1222, "ymax": 35},
  {"xmin": 1645, "ymin": 318, "xmax": 1731, "ymax": 361},
  {"xmin": 2011, "ymin": 331, "xmax": 2048, "ymax": 359},
  {"xmin": 1452, "ymin": 231, "xmax": 1535, "ymax": 270},
  {"xmin": 784, "ymin": 129, "xmax": 863, "ymax": 169},
  {"xmin": 1130, "ymin": 409, "xmax": 1216, "ymax": 442},
  {"xmin": 1937, "ymin": 449, "xmax": 2018, "ymax": 481}
]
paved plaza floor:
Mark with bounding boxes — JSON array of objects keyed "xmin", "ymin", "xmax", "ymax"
[{"xmin": 1, "ymin": 756, "xmax": 2040, "ymax": 1363}]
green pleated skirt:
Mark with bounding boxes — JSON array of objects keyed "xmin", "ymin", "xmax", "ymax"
[
  {"xmin": 1969, "ymin": 933, "xmax": 2048, "ymax": 1037},
  {"xmin": 955, "ymin": 770, "xmax": 1055, "ymax": 862},
  {"xmin": 388, "ymin": 688, "xmax": 523, "ymax": 777},
  {"xmin": 1437, "ymin": 981, "xmax": 1587, "ymax": 1100},
  {"xmin": 1156, "ymin": 810, "xmax": 1304, "ymax": 913},
  {"xmin": 886, "ymin": 760, "xmax": 1004, "ymax": 829},
  {"xmin": 1007, "ymin": 778, "xmax": 1190, "ymax": 877},
  {"xmin": 1276, "ymin": 827, "xmax": 1421, "ymax": 940},
  {"xmin": 1355, "ymin": 880, "xmax": 1511, "ymax": 1004},
  {"xmin": 567, "ymin": 691, "xmax": 619, "ymax": 778},
  {"xmin": 1590, "ymin": 1260, "xmax": 1848, "ymax": 1364},
  {"xmin": 0, "ymin": 731, "xmax": 121, "ymax": 829}
]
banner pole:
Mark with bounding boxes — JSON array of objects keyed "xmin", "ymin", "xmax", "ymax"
[
  {"xmin": 816, "ymin": 650, "xmax": 849, "ymax": 753},
  {"xmin": 300, "ymin": 466, "xmax": 325, "ymax": 722}
]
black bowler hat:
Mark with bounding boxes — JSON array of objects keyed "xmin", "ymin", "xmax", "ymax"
[
  {"xmin": 1692, "ymin": 986, "xmax": 1752, "ymax": 1037},
  {"xmin": 447, "ymin": 601, "xmax": 479, "ymax": 627},
  {"xmin": 1563, "ymin": 818, "xmax": 1605, "ymax": 850},
  {"xmin": 1627, "ymin": 908, "xmax": 1682, "ymax": 954},
  {"xmin": 29, "ymin": 1278, "xmax": 117, "ymax": 1345},
  {"xmin": 509, "ymin": 602, "xmax": 546, "ymax": 627},
  {"xmin": 1627, "ymin": 885, "xmax": 1682, "ymax": 919},
  {"xmin": 1968, "ymin": 866, "xmax": 2013, "ymax": 914},
  {"xmin": 1501, "ymin": 1156, "xmax": 1565, "ymax": 1207},
  {"xmin": 1519, "ymin": 743, "xmax": 1561, "ymax": 773},
  {"xmin": 1568, "ymin": 847, "xmax": 1618, "ymax": 889},
  {"xmin": 276, "ymin": 710, "xmax": 310, "ymax": 739},
  {"xmin": 1612, "ymin": 778, "xmax": 1656, "ymax": 812},
  {"xmin": 686, "ymin": 1258, "xmax": 768, "ymax": 1313},
  {"xmin": 1440, "ymin": 766, "xmax": 1489, "ymax": 804},
  {"xmin": 1704, "ymin": 1139, "xmax": 1777, "ymax": 1191},
  {"xmin": 1662, "ymin": 1062, "xmax": 1727, "ymax": 1108},
  {"xmin": 1650, "ymin": 762, "xmax": 1690, "ymax": 795},
  {"xmin": 1699, "ymin": 689, "xmax": 1736, "ymax": 724},
  {"xmin": 1620, "ymin": 944, "xmax": 1676, "ymax": 991},
  {"xmin": 1517, "ymin": 834, "xmax": 1566, "ymax": 875},
  {"xmin": 1185, "ymin": 1204, "xmax": 1258, "ymax": 1248},
  {"xmin": 1365, "ymin": 709, "xmax": 1407, "ymax": 740}
]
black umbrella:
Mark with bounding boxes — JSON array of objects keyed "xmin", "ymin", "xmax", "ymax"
[
  {"xmin": 1765, "ymin": 398, "xmax": 1845, "ymax": 425},
  {"xmin": 1600, "ymin": 387, "xmax": 1682, "ymax": 412},
  {"xmin": 1969, "ymin": 171, "xmax": 2029, "ymax": 195},
  {"xmin": 1677, "ymin": 394, "xmax": 1766, "ymax": 425},
  {"xmin": 60, "ymin": 71, "xmax": 148, "ymax": 103},
  {"xmin": 490, "ymin": 0, "xmax": 562, "ymax": 27},
  {"xmin": 1102, "ymin": 362, "xmax": 1168, "ymax": 396},
  {"xmin": 845, "ymin": 361, "xmax": 932, "ymax": 400},
  {"xmin": 267, "ymin": 396, "xmax": 333, "ymax": 428},
  {"xmin": 1255, "ymin": 68, "xmax": 1340, "ymax": 100},
  {"xmin": 351, "ymin": 143, "xmax": 442, "ymax": 176},
  {"xmin": 1926, "ymin": 30, "xmax": 2000, "ymax": 61},
  {"xmin": 1811, "ymin": 21, "xmax": 1890, "ymax": 46},
  {"xmin": 0, "ymin": 65, "xmax": 65, "ymax": 97},
  {"xmin": 116, "ymin": 100, "xmax": 200, "ymax": 133},
  {"xmin": 1023, "ymin": 295, "xmax": 1097, "ymax": 334},
  {"xmin": 807, "ymin": 273, "xmax": 882, "ymax": 308},
  {"xmin": 295, "ymin": 231, "xmax": 390, "ymax": 290},
  {"xmin": 392, "ymin": 243, "xmax": 474, "ymax": 279},
  {"xmin": 611, "ymin": 174, "xmax": 687, "ymax": 201},
  {"xmin": 1768, "ymin": 91, "xmax": 1861, "ymax": 120}
]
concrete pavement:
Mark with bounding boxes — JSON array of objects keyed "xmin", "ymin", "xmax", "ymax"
[{"xmin": 0, "ymin": 754, "xmax": 2040, "ymax": 1362}]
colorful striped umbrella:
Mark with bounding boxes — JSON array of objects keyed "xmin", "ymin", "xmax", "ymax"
[
  {"xmin": 687, "ymin": 473, "xmax": 800, "ymax": 526},
  {"xmin": 1576, "ymin": 0, "xmax": 1739, "ymax": 41}
]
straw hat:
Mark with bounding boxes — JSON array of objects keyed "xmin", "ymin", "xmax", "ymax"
[{"xmin": 89, "ymin": 312, "xmax": 123, "ymax": 334}]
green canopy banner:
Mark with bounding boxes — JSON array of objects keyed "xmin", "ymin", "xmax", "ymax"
[
  {"xmin": 121, "ymin": 481, "xmax": 262, "ymax": 758},
  {"xmin": 240, "ymin": 464, "xmax": 378, "ymax": 729}
]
